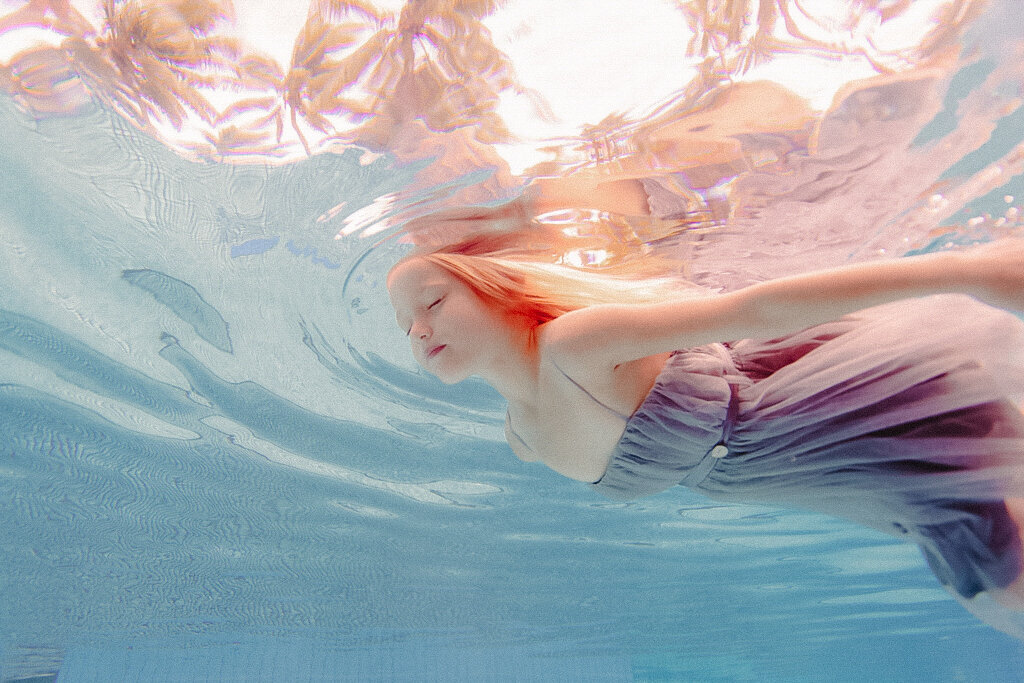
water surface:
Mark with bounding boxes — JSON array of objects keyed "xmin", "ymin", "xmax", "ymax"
[{"xmin": 2, "ymin": 1, "xmax": 1024, "ymax": 680}]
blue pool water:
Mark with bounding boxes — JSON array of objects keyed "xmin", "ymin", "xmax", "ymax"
[
  {"xmin": 3, "ymin": 90, "xmax": 1024, "ymax": 683},
  {"xmin": 3, "ymin": 1, "xmax": 1024, "ymax": 680}
]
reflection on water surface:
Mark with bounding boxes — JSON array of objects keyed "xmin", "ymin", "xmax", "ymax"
[{"xmin": 2, "ymin": 0, "xmax": 1024, "ymax": 679}]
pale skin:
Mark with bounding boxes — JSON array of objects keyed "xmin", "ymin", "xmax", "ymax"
[{"xmin": 386, "ymin": 238, "xmax": 1024, "ymax": 605}]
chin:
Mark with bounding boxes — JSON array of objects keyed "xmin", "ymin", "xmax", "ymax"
[
  {"xmin": 428, "ymin": 365, "xmax": 469, "ymax": 385},
  {"xmin": 421, "ymin": 364, "xmax": 454, "ymax": 384},
  {"xmin": 434, "ymin": 369, "xmax": 468, "ymax": 385}
]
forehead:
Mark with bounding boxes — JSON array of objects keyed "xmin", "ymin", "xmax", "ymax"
[
  {"xmin": 386, "ymin": 258, "xmax": 453, "ymax": 313},
  {"xmin": 386, "ymin": 257, "xmax": 449, "ymax": 295}
]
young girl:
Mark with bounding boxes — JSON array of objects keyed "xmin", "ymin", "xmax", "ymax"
[{"xmin": 386, "ymin": 230, "xmax": 1024, "ymax": 633}]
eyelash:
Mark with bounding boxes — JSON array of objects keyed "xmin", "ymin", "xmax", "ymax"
[{"xmin": 405, "ymin": 298, "xmax": 442, "ymax": 336}]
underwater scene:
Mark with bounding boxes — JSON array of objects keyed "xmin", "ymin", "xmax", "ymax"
[{"xmin": 2, "ymin": 0, "xmax": 1024, "ymax": 680}]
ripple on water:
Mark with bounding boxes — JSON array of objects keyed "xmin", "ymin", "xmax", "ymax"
[{"xmin": 202, "ymin": 415, "xmax": 501, "ymax": 508}]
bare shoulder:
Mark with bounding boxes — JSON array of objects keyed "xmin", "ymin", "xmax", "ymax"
[
  {"xmin": 538, "ymin": 318, "xmax": 673, "ymax": 404},
  {"xmin": 537, "ymin": 317, "xmax": 618, "ymax": 382}
]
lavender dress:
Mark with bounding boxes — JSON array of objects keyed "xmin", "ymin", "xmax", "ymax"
[{"xmin": 590, "ymin": 294, "xmax": 1024, "ymax": 603}]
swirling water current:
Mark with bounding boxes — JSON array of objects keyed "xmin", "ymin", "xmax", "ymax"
[{"xmin": 3, "ymin": 2, "xmax": 1024, "ymax": 681}]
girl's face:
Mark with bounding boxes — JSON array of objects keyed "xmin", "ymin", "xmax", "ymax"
[{"xmin": 386, "ymin": 257, "xmax": 509, "ymax": 384}]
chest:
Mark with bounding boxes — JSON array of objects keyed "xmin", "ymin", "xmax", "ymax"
[{"xmin": 507, "ymin": 352, "xmax": 671, "ymax": 482}]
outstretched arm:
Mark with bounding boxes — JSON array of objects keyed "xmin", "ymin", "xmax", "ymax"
[{"xmin": 547, "ymin": 239, "xmax": 1024, "ymax": 369}]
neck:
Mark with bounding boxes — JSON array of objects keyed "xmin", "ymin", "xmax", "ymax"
[{"xmin": 477, "ymin": 322, "xmax": 541, "ymax": 407}]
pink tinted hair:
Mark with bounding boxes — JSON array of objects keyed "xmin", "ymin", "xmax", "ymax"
[{"xmin": 390, "ymin": 232, "xmax": 709, "ymax": 329}]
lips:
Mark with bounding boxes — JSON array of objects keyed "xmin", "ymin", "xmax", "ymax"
[{"xmin": 427, "ymin": 344, "xmax": 446, "ymax": 359}]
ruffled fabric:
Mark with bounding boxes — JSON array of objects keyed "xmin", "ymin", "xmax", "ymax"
[{"xmin": 592, "ymin": 294, "xmax": 1024, "ymax": 616}]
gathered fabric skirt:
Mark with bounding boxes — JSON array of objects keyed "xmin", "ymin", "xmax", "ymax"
[{"xmin": 592, "ymin": 294, "xmax": 1024, "ymax": 632}]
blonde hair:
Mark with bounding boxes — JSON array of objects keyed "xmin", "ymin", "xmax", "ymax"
[{"xmin": 392, "ymin": 232, "xmax": 710, "ymax": 328}]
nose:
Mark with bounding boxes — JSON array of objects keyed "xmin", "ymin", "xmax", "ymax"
[{"xmin": 410, "ymin": 320, "xmax": 431, "ymax": 340}]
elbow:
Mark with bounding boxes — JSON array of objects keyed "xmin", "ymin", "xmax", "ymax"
[{"xmin": 718, "ymin": 289, "xmax": 769, "ymax": 340}]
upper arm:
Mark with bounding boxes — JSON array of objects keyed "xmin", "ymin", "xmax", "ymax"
[{"xmin": 545, "ymin": 293, "xmax": 755, "ymax": 370}]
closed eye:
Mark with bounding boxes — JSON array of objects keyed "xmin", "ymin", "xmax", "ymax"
[{"xmin": 404, "ymin": 298, "xmax": 443, "ymax": 336}]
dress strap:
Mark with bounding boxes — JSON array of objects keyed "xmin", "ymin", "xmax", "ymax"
[
  {"xmin": 550, "ymin": 358, "xmax": 631, "ymax": 422},
  {"xmin": 505, "ymin": 409, "xmax": 533, "ymax": 452}
]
